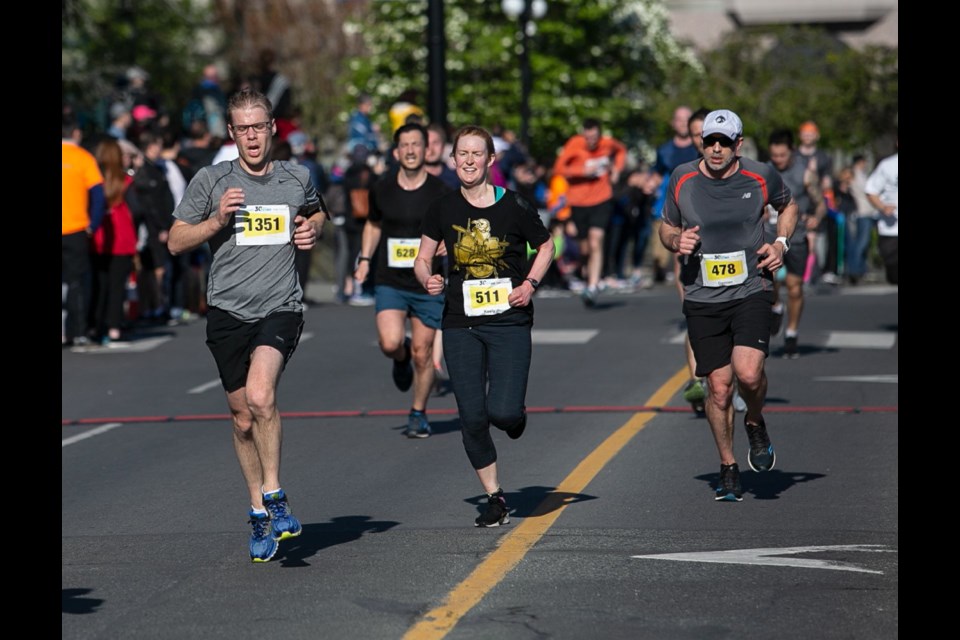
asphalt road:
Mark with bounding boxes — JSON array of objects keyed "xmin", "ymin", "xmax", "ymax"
[{"xmin": 62, "ymin": 281, "xmax": 898, "ymax": 639}]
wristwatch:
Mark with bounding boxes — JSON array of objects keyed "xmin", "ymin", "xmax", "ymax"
[
  {"xmin": 774, "ymin": 236, "xmax": 790, "ymax": 254},
  {"xmin": 525, "ymin": 277, "xmax": 540, "ymax": 290}
]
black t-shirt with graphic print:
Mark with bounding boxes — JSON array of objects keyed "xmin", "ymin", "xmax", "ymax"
[{"xmin": 421, "ymin": 189, "xmax": 550, "ymax": 329}]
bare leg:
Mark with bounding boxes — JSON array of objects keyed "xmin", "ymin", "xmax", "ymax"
[
  {"xmin": 375, "ymin": 309, "xmax": 408, "ymax": 362},
  {"xmin": 246, "ymin": 346, "xmax": 286, "ymax": 494},
  {"xmin": 225, "ymin": 346, "xmax": 286, "ymax": 508},
  {"xmin": 475, "ymin": 462, "xmax": 500, "ymax": 495},
  {"xmin": 586, "ymin": 227, "xmax": 605, "ymax": 289},
  {"xmin": 226, "ymin": 387, "xmax": 264, "ymax": 509},
  {"xmin": 685, "ymin": 335, "xmax": 697, "ymax": 380},
  {"xmin": 731, "ymin": 346, "xmax": 767, "ymax": 424},
  {"xmin": 705, "ymin": 364, "xmax": 736, "ymax": 465},
  {"xmin": 409, "ymin": 317, "xmax": 436, "ymax": 412},
  {"xmin": 785, "ymin": 273, "xmax": 804, "ymax": 333}
]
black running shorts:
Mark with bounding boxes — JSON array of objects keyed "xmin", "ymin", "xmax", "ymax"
[
  {"xmin": 205, "ymin": 308, "xmax": 304, "ymax": 392},
  {"xmin": 683, "ymin": 292, "xmax": 773, "ymax": 377},
  {"xmin": 764, "ymin": 227, "xmax": 809, "ymax": 278},
  {"xmin": 571, "ymin": 201, "xmax": 612, "ymax": 239}
]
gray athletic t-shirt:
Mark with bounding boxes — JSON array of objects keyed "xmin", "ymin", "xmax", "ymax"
[
  {"xmin": 174, "ymin": 159, "xmax": 321, "ymax": 321},
  {"xmin": 765, "ymin": 157, "xmax": 811, "ymax": 244},
  {"xmin": 664, "ymin": 157, "xmax": 791, "ymax": 303}
]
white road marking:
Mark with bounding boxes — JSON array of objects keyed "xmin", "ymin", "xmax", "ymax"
[
  {"xmin": 666, "ymin": 330, "xmax": 687, "ymax": 345},
  {"xmin": 71, "ymin": 336, "xmax": 173, "ymax": 354},
  {"xmin": 814, "ymin": 374, "xmax": 898, "ymax": 384},
  {"xmin": 840, "ymin": 285, "xmax": 899, "ymax": 296},
  {"xmin": 531, "ymin": 330, "xmax": 598, "ymax": 345},
  {"xmin": 187, "ymin": 332, "xmax": 314, "ymax": 394},
  {"xmin": 188, "ymin": 379, "xmax": 222, "ymax": 395},
  {"xmin": 62, "ymin": 423, "xmax": 123, "ymax": 448},
  {"xmin": 825, "ymin": 331, "xmax": 897, "ymax": 349},
  {"xmin": 633, "ymin": 544, "xmax": 895, "ymax": 574}
]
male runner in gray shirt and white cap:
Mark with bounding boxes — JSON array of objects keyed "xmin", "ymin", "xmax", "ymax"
[{"xmin": 659, "ymin": 109, "xmax": 798, "ymax": 502}]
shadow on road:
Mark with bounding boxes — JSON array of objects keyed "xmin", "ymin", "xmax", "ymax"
[
  {"xmin": 695, "ymin": 469, "xmax": 826, "ymax": 501},
  {"xmin": 275, "ymin": 515, "xmax": 400, "ymax": 567},
  {"xmin": 465, "ymin": 485, "xmax": 597, "ymax": 520},
  {"xmin": 62, "ymin": 588, "xmax": 105, "ymax": 615}
]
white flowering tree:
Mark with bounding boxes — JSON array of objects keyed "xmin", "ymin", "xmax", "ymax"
[{"xmin": 347, "ymin": 0, "xmax": 701, "ymax": 162}]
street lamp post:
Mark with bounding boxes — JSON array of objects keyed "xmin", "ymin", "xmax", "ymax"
[
  {"xmin": 427, "ymin": 0, "xmax": 448, "ymax": 130},
  {"xmin": 502, "ymin": 0, "xmax": 547, "ymax": 151}
]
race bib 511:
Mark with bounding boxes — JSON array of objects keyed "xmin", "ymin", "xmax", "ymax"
[{"xmin": 462, "ymin": 278, "xmax": 512, "ymax": 317}]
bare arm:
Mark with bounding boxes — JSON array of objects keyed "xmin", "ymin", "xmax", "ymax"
[
  {"xmin": 867, "ymin": 193, "xmax": 896, "ymax": 216},
  {"xmin": 756, "ymin": 198, "xmax": 798, "ymax": 272},
  {"xmin": 292, "ymin": 210, "xmax": 326, "ymax": 251},
  {"xmin": 414, "ymin": 235, "xmax": 444, "ymax": 295},
  {"xmin": 775, "ymin": 199, "xmax": 799, "ymax": 241},
  {"xmin": 659, "ymin": 218, "xmax": 700, "ymax": 255},
  {"xmin": 168, "ymin": 186, "xmax": 242, "ymax": 256},
  {"xmin": 352, "ymin": 220, "xmax": 382, "ymax": 283},
  {"xmin": 508, "ymin": 237, "xmax": 554, "ymax": 308}
]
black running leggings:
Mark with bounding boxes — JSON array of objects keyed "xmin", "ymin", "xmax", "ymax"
[{"xmin": 443, "ymin": 323, "xmax": 532, "ymax": 469}]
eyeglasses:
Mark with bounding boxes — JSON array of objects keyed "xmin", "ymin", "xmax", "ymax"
[
  {"xmin": 702, "ymin": 135, "xmax": 736, "ymax": 149},
  {"xmin": 230, "ymin": 121, "xmax": 272, "ymax": 135}
]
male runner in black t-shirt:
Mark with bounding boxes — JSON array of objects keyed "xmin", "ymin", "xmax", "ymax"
[{"xmin": 354, "ymin": 123, "xmax": 451, "ymax": 438}]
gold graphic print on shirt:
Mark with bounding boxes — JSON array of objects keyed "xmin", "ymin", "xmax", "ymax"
[{"xmin": 452, "ymin": 218, "xmax": 509, "ymax": 279}]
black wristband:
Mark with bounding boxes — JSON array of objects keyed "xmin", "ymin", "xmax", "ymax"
[
  {"xmin": 525, "ymin": 277, "xmax": 540, "ymax": 290},
  {"xmin": 357, "ymin": 256, "xmax": 371, "ymax": 262}
]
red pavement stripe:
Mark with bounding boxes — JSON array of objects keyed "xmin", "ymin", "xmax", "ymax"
[{"xmin": 61, "ymin": 404, "xmax": 898, "ymax": 426}]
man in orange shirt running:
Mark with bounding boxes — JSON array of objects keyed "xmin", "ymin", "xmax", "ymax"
[{"xmin": 553, "ymin": 118, "xmax": 626, "ymax": 307}]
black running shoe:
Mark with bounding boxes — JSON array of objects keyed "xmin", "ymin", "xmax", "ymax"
[
  {"xmin": 475, "ymin": 489, "xmax": 510, "ymax": 527},
  {"xmin": 745, "ymin": 417, "xmax": 776, "ymax": 472},
  {"xmin": 783, "ymin": 336, "xmax": 799, "ymax": 359},
  {"xmin": 392, "ymin": 337, "xmax": 413, "ymax": 391},
  {"xmin": 714, "ymin": 463, "xmax": 743, "ymax": 502},
  {"xmin": 770, "ymin": 308, "xmax": 784, "ymax": 336},
  {"xmin": 506, "ymin": 412, "xmax": 527, "ymax": 440}
]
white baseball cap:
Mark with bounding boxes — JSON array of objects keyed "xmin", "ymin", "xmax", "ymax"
[{"xmin": 702, "ymin": 109, "xmax": 743, "ymax": 141}]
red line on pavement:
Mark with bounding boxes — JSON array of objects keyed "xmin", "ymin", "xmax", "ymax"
[{"xmin": 61, "ymin": 404, "xmax": 898, "ymax": 427}]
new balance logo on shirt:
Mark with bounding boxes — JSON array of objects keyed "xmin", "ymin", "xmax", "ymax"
[{"xmin": 742, "ymin": 192, "xmax": 752, "ymax": 199}]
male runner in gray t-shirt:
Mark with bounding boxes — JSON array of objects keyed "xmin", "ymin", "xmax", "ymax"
[
  {"xmin": 660, "ymin": 109, "xmax": 798, "ymax": 502},
  {"xmin": 169, "ymin": 89, "xmax": 326, "ymax": 562},
  {"xmin": 766, "ymin": 129, "xmax": 823, "ymax": 358}
]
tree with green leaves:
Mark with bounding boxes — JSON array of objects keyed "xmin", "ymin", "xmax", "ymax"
[
  {"xmin": 347, "ymin": 0, "xmax": 701, "ymax": 163},
  {"xmin": 62, "ymin": 0, "xmax": 214, "ymax": 132},
  {"xmin": 670, "ymin": 27, "xmax": 898, "ymax": 156}
]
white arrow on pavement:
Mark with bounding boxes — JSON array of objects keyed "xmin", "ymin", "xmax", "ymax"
[
  {"xmin": 632, "ymin": 544, "xmax": 894, "ymax": 574},
  {"xmin": 813, "ymin": 375, "xmax": 898, "ymax": 383}
]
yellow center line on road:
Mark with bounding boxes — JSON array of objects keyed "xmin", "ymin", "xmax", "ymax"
[{"xmin": 403, "ymin": 366, "xmax": 690, "ymax": 640}]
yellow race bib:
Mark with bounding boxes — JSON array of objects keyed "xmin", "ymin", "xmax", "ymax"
[
  {"xmin": 236, "ymin": 205, "xmax": 290, "ymax": 246},
  {"xmin": 700, "ymin": 250, "xmax": 748, "ymax": 287},
  {"xmin": 462, "ymin": 278, "xmax": 513, "ymax": 317}
]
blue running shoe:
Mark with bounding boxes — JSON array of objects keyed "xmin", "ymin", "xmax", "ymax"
[
  {"xmin": 249, "ymin": 510, "xmax": 279, "ymax": 562},
  {"xmin": 714, "ymin": 463, "xmax": 743, "ymax": 502},
  {"xmin": 263, "ymin": 489, "xmax": 303, "ymax": 541},
  {"xmin": 405, "ymin": 410, "xmax": 432, "ymax": 438},
  {"xmin": 745, "ymin": 417, "xmax": 776, "ymax": 472}
]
